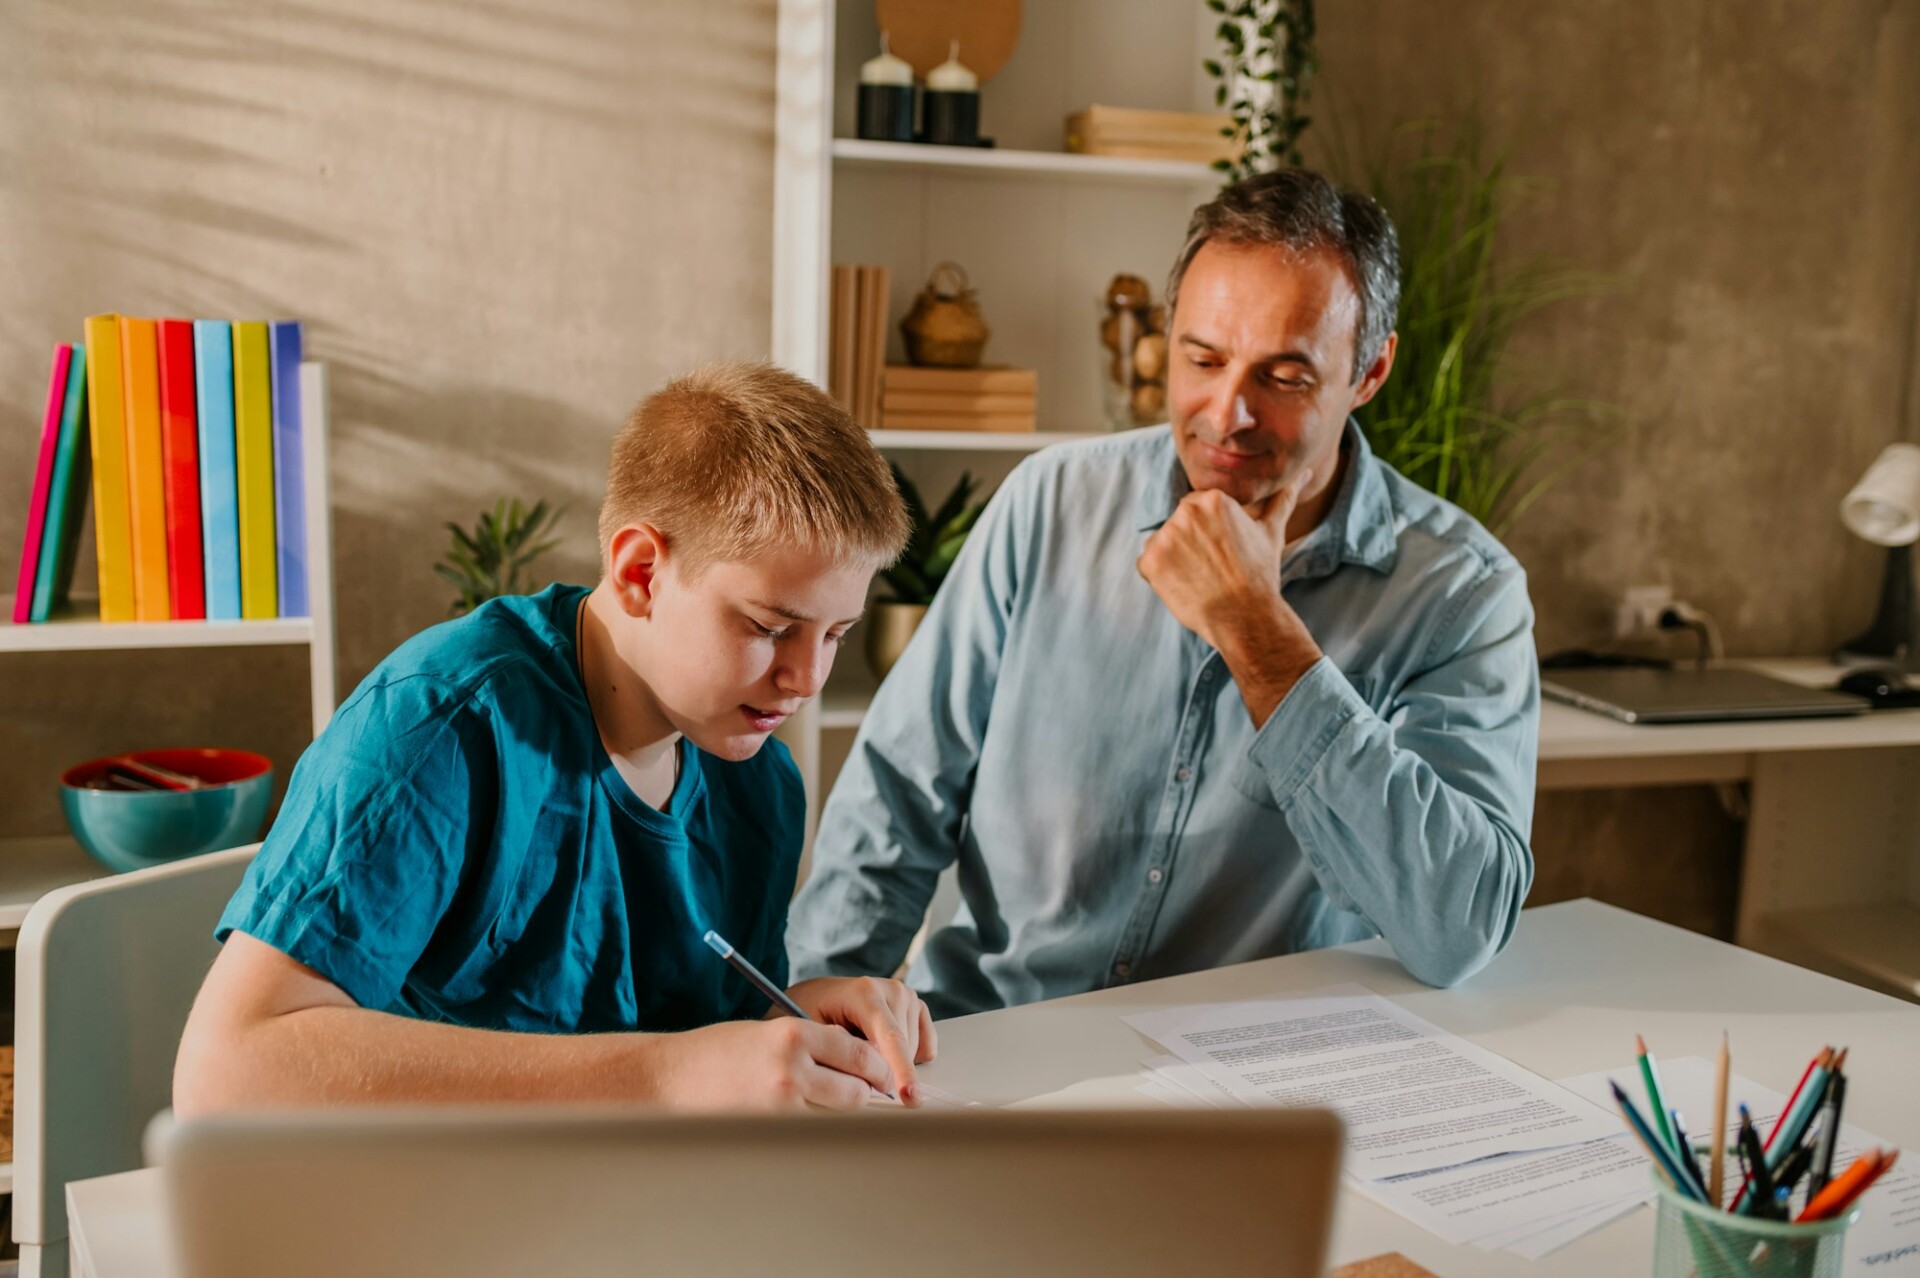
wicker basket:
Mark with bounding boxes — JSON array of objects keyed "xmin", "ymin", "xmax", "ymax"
[{"xmin": 899, "ymin": 261, "xmax": 990, "ymax": 367}]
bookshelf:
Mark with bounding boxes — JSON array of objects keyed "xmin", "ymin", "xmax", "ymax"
[
  {"xmin": 0, "ymin": 362, "xmax": 337, "ymax": 913},
  {"xmin": 773, "ymin": 0, "xmax": 1224, "ymax": 819}
]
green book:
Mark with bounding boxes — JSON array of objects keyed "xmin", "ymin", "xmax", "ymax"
[{"xmin": 31, "ymin": 345, "xmax": 92, "ymax": 621}]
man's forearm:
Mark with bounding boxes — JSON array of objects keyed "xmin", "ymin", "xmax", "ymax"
[{"xmin": 1214, "ymin": 604, "xmax": 1323, "ymax": 728}]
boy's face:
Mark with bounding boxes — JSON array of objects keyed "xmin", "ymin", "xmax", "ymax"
[{"xmin": 624, "ymin": 539, "xmax": 872, "ymax": 761}]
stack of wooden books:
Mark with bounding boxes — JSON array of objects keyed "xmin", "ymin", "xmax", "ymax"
[
  {"xmin": 1064, "ymin": 105, "xmax": 1241, "ymax": 166},
  {"xmin": 881, "ymin": 365, "xmax": 1037, "ymax": 433},
  {"xmin": 828, "ymin": 263, "xmax": 892, "ymax": 429}
]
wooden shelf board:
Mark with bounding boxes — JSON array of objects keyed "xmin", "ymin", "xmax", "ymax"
[
  {"xmin": 0, "ymin": 599, "xmax": 313, "ymax": 653},
  {"xmin": 1757, "ymin": 902, "xmax": 1920, "ymax": 1000},
  {"xmin": 0, "ymin": 836, "xmax": 111, "ymax": 931},
  {"xmin": 832, "ymin": 138, "xmax": 1218, "ymax": 186},
  {"xmin": 868, "ymin": 429, "xmax": 1104, "ymax": 452}
]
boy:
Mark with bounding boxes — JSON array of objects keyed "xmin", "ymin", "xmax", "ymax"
[{"xmin": 174, "ymin": 363, "xmax": 935, "ymax": 1114}]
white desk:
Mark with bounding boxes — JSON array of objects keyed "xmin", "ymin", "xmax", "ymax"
[
  {"xmin": 1537, "ymin": 659, "xmax": 1920, "ymax": 1000},
  {"xmin": 65, "ymin": 899, "xmax": 1920, "ymax": 1278}
]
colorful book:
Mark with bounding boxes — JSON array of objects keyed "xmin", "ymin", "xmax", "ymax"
[
  {"xmin": 231, "ymin": 321, "xmax": 278, "ymax": 619},
  {"xmin": 193, "ymin": 320, "xmax": 242, "ymax": 621},
  {"xmin": 269, "ymin": 321, "xmax": 307, "ymax": 618},
  {"xmin": 31, "ymin": 345, "xmax": 91, "ymax": 622},
  {"xmin": 83, "ymin": 315, "xmax": 137, "ymax": 623},
  {"xmin": 11, "ymin": 346, "xmax": 71, "ymax": 623},
  {"xmin": 157, "ymin": 319, "xmax": 205, "ymax": 620},
  {"xmin": 119, "ymin": 316, "xmax": 172, "ymax": 621}
]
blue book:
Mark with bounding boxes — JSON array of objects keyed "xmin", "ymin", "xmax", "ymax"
[
  {"xmin": 30, "ymin": 346, "xmax": 92, "ymax": 621},
  {"xmin": 193, "ymin": 320, "xmax": 243, "ymax": 620},
  {"xmin": 269, "ymin": 321, "xmax": 307, "ymax": 618}
]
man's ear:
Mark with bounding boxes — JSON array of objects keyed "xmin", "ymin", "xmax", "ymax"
[
  {"xmin": 607, "ymin": 524, "xmax": 668, "ymax": 618},
  {"xmin": 1348, "ymin": 331, "xmax": 1398, "ymax": 411}
]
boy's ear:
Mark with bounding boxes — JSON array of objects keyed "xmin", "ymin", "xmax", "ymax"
[{"xmin": 607, "ymin": 524, "xmax": 668, "ymax": 618}]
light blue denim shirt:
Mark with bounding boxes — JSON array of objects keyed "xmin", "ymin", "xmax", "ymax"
[{"xmin": 789, "ymin": 421, "xmax": 1538, "ymax": 1017}]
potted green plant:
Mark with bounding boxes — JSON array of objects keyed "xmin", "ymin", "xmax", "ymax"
[
  {"xmin": 867, "ymin": 467, "xmax": 988, "ymax": 679},
  {"xmin": 434, "ymin": 497, "xmax": 566, "ymax": 616},
  {"xmin": 1203, "ymin": 0, "xmax": 1318, "ymax": 181},
  {"xmin": 1337, "ymin": 119, "xmax": 1622, "ymax": 534}
]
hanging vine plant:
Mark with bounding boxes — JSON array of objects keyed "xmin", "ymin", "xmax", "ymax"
[{"xmin": 1203, "ymin": 0, "xmax": 1318, "ymax": 182}]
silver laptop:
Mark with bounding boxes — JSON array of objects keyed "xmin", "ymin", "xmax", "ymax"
[
  {"xmin": 1541, "ymin": 666, "xmax": 1869, "ymax": 724},
  {"xmin": 164, "ymin": 1107, "xmax": 1343, "ymax": 1278}
]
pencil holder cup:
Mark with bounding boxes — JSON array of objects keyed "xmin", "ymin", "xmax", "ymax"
[{"xmin": 1651, "ymin": 1174, "xmax": 1858, "ymax": 1278}]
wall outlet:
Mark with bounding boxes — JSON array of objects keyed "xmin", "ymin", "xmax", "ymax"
[{"xmin": 1613, "ymin": 585, "xmax": 1674, "ymax": 639}]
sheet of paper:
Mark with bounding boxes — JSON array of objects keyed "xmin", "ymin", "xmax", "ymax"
[
  {"xmin": 1559, "ymin": 1056, "xmax": 1920, "ymax": 1276},
  {"xmin": 1142, "ymin": 1055, "xmax": 1241, "ymax": 1109},
  {"xmin": 1348, "ymin": 1136, "xmax": 1654, "ymax": 1246},
  {"xmin": 869, "ymin": 1081, "xmax": 980, "ymax": 1111},
  {"xmin": 1136, "ymin": 1078, "xmax": 1201, "ymax": 1108},
  {"xmin": 1126, "ymin": 983, "xmax": 1619, "ymax": 1180}
]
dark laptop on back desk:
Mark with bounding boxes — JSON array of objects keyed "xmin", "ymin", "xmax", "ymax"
[{"xmin": 1540, "ymin": 666, "xmax": 1872, "ymax": 724}]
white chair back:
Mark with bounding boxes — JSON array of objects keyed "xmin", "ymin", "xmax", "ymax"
[{"xmin": 13, "ymin": 844, "xmax": 257, "ymax": 1278}]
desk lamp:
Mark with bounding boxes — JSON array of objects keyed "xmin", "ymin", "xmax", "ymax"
[{"xmin": 1836, "ymin": 443, "xmax": 1920, "ymax": 670}]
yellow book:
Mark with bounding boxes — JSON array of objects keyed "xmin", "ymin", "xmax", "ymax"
[
  {"xmin": 82, "ymin": 315, "xmax": 137, "ymax": 623},
  {"xmin": 231, "ymin": 321, "xmax": 278, "ymax": 619},
  {"xmin": 117, "ymin": 317, "xmax": 172, "ymax": 621}
]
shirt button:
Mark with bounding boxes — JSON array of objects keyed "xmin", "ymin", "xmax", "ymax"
[
  {"xmin": 1114, "ymin": 961, "xmax": 1133, "ymax": 978},
  {"xmin": 1148, "ymin": 867, "xmax": 1164, "ymax": 884},
  {"xmin": 1175, "ymin": 767, "xmax": 1191, "ymax": 783}
]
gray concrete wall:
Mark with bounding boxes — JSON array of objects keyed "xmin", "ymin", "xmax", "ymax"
[
  {"xmin": 0, "ymin": 0, "xmax": 776, "ymax": 836},
  {"xmin": 1313, "ymin": 0, "xmax": 1920, "ymax": 936}
]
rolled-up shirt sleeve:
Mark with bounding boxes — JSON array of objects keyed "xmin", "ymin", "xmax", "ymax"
[{"xmin": 1234, "ymin": 558, "xmax": 1539, "ymax": 987}]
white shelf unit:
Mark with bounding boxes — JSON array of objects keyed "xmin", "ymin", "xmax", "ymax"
[
  {"xmin": 830, "ymin": 137, "xmax": 1219, "ymax": 185},
  {"xmin": 0, "ymin": 362, "xmax": 338, "ymax": 913},
  {"xmin": 773, "ymin": 0, "xmax": 1225, "ymax": 818}
]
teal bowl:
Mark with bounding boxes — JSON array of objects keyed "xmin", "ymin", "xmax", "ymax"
[{"xmin": 60, "ymin": 748, "xmax": 274, "ymax": 873}]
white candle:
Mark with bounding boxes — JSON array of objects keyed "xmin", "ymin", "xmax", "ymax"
[
  {"xmin": 926, "ymin": 40, "xmax": 977, "ymax": 92},
  {"xmin": 861, "ymin": 33, "xmax": 914, "ymax": 87}
]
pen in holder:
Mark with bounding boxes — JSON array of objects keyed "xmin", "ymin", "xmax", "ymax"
[{"xmin": 1651, "ymin": 1160, "xmax": 1859, "ymax": 1278}]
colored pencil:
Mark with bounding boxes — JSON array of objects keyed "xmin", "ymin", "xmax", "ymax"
[
  {"xmin": 1636, "ymin": 1035, "xmax": 1679, "ymax": 1157},
  {"xmin": 1798, "ymin": 1148, "xmax": 1895, "ymax": 1222},
  {"xmin": 1710, "ymin": 1030, "xmax": 1730, "ymax": 1207}
]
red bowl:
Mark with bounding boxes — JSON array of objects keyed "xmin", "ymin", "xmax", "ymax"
[{"xmin": 61, "ymin": 747, "xmax": 273, "ymax": 790}]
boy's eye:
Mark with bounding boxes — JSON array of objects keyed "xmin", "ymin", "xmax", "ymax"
[{"xmin": 751, "ymin": 620, "xmax": 792, "ymax": 640}]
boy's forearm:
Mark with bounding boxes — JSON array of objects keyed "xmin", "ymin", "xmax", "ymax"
[{"xmin": 175, "ymin": 1003, "xmax": 673, "ymax": 1115}]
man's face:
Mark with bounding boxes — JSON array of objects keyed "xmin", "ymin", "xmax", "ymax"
[
  {"xmin": 628, "ymin": 542, "xmax": 871, "ymax": 761},
  {"xmin": 1167, "ymin": 239, "xmax": 1389, "ymax": 507}
]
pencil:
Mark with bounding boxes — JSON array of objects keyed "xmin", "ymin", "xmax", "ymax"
[
  {"xmin": 1613, "ymin": 1081, "xmax": 1707, "ymax": 1203},
  {"xmin": 702, "ymin": 929, "xmax": 898, "ymax": 1102},
  {"xmin": 1798, "ymin": 1148, "xmax": 1893, "ymax": 1222},
  {"xmin": 1710, "ymin": 1030, "xmax": 1730, "ymax": 1207},
  {"xmin": 1636, "ymin": 1035, "xmax": 1679, "ymax": 1157},
  {"xmin": 1735, "ymin": 1045, "xmax": 1832, "ymax": 1212},
  {"xmin": 703, "ymin": 929, "xmax": 809, "ymax": 1018}
]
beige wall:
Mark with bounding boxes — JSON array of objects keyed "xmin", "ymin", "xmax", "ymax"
[
  {"xmin": 1313, "ymin": 1, "xmax": 1920, "ymax": 935},
  {"xmin": 7, "ymin": 2, "xmax": 1920, "ymax": 943},
  {"xmin": 0, "ymin": 0, "xmax": 777, "ymax": 836}
]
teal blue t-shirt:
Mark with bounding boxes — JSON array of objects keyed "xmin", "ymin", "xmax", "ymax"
[{"xmin": 218, "ymin": 584, "xmax": 805, "ymax": 1034}]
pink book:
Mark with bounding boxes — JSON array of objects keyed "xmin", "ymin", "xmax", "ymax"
[{"xmin": 11, "ymin": 345, "xmax": 72, "ymax": 623}]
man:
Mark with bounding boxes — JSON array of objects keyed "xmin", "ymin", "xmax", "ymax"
[{"xmin": 789, "ymin": 169, "xmax": 1538, "ymax": 1017}]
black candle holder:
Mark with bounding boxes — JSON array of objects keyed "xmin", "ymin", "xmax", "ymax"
[{"xmin": 857, "ymin": 82, "xmax": 916, "ymax": 143}]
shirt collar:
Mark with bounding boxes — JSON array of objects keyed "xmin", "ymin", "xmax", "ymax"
[{"xmin": 1134, "ymin": 418, "xmax": 1400, "ymax": 579}]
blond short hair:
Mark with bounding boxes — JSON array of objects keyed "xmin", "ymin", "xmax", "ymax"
[{"xmin": 598, "ymin": 362, "xmax": 909, "ymax": 576}]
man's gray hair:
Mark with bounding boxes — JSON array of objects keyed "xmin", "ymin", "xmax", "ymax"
[{"xmin": 1165, "ymin": 168, "xmax": 1401, "ymax": 384}]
